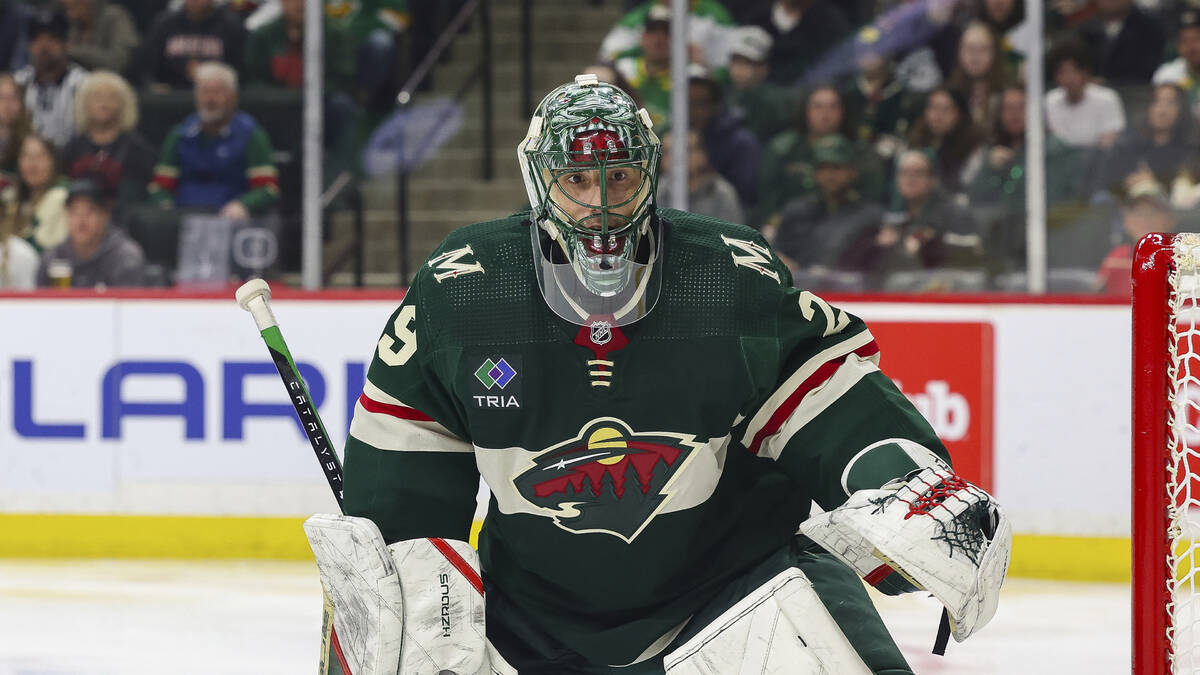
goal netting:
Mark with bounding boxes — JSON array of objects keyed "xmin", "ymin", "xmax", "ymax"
[{"xmin": 1133, "ymin": 233, "xmax": 1200, "ymax": 673}]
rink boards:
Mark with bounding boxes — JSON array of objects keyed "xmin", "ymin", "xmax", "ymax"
[{"xmin": 0, "ymin": 291, "xmax": 1131, "ymax": 580}]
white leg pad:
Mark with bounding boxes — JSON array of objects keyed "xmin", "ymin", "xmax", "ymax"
[
  {"xmin": 387, "ymin": 537, "xmax": 487, "ymax": 674},
  {"xmin": 304, "ymin": 514, "xmax": 405, "ymax": 675},
  {"xmin": 663, "ymin": 569, "xmax": 872, "ymax": 675}
]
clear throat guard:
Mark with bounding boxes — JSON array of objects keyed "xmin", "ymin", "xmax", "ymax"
[{"xmin": 531, "ymin": 216, "xmax": 662, "ymax": 328}]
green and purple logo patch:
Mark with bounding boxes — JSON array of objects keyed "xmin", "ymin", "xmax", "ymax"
[{"xmin": 475, "ymin": 358, "xmax": 517, "ymax": 390}]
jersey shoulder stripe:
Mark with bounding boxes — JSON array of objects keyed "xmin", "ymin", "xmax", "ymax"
[
  {"xmin": 349, "ymin": 378, "xmax": 470, "ymax": 453},
  {"xmin": 742, "ymin": 329, "xmax": 878, "ymax": 453},
  {"xmin": 358, "ymin": 392, "xmax": 433, "ymax": 422}
]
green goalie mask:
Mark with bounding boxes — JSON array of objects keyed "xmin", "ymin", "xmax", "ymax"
[{"xmin": 519, "ymin": 74, "xmax": 663, "ymax": 327}]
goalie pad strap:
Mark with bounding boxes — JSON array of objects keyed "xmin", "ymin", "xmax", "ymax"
[
  {"xmin": 430, "ymin": 536, "xmax": 484, "ymax": 596},
  {"xmin": 933, "ymin": 608, "xmax": 951, "ymax": 656}
]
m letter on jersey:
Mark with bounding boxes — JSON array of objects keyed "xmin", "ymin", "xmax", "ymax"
[
  {"xmin": 720, "ymin": 235, "xmax": 781, "ymax": 284},
  {"xmin": 378, "ymin": 305, "xmax": 418, "ymax": 367},
  {"xmin": 512, "ymin": 418, "xmax": 704, "ymax": 542},
  {"xmin": 428, "ymin": 245, "xmax": 485, "ymax": 282}
]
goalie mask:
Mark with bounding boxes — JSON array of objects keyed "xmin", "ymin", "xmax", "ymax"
[{"xmin": 519, "ymin": 74, "xmax": 663, "ymax": 327}]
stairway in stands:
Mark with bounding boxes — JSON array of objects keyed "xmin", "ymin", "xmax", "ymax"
[{"xmin": 327, "ymin": 1, "xmax": 622, "ymax": 287}]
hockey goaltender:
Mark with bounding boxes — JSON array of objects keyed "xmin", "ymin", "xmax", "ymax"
[{"xmin": 304, "ymin": 75, "xmax": 1012, "ymax": 675}]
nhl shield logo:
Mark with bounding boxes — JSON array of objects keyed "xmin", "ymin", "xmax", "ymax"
[
  {"xmin": 590, "ymin": 320, "xmax": 612, "ymax": 346},
  {"xmin": 511, "ymin": 418, "xmax": 702, "ymax": 542}
]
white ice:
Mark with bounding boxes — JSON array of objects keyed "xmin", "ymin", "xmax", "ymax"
[{"xmin": 0, "ymin": 560, "xmax": 1130, "ymax": 674}]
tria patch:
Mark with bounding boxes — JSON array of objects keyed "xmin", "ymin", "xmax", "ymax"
[
  {"xmin": 475, "ymin": 358, "xmax": 517, "ymax": 390},
  {"xmin": 470, "ymin": 356, "xmax": 521, "ymax": 408},
  {"xmin": 512, "ymin": 418, "xmax": 703, "ymax": 542}
]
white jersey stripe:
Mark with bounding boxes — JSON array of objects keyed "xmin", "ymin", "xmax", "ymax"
[
  {"xmin": 363, "ymin": 378, "xmax": 406, "ymax": 407},
  {"xmin": 741, "ymin": 330, "xmax": 876, "ymax": 448},
  {"xmin": 758, "ymin": 356, "xmax": 880, "ymax": 461},
  {"xmin": 349, "ymin": 401, "xmax": 472, "ymax": 453}
]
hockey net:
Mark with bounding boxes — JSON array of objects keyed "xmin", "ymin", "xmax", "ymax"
[{"xmin": 1133, "ymin": 233, "xmax": 1200, "ymax": 673}]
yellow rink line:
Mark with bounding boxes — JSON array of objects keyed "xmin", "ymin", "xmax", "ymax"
[
  {"xmin": 0, "ymin": 515, "xmax": 1131, "ymax": 581},
  {"xmin": 0, "ymin": 514, "xmax": 484, "ymax": 559}
]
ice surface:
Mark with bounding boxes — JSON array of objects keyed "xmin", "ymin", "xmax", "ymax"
[{"xmin": 0, "ymin": 561, "xmax": 1130, "ymax": 674}]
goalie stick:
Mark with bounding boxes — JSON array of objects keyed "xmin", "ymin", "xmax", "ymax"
[
  {"xmin": 234, "ymin": 280, "xmax": 490, "ymax": 675},
  {"xmin": 235, "ymin": 279, "xmax": 345, "ymax": 508}
]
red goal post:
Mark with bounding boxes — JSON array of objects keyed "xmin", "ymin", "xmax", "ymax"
[{"xmin": 1133, "ymin": 232, "xmax": 1200, "ymax": 673}]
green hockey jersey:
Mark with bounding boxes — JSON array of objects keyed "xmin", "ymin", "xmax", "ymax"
[{"xmin": 341, "ymin": 209, "xmax": 949, "ymax": 667}]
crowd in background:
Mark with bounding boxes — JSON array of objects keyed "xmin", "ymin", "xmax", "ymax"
[
  {"xmin": 0, "ymin": 0, "xmax": 420, "ymax": 290},
  {"xmin": 594, "ymin": 0, "xmax": 1200, "ymax": 295},
  {"xmin": 0, "ymin": 0, "xmax": 1195, "ymax": 296}
]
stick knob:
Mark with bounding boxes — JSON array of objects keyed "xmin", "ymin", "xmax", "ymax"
[{"xmin": 235, "ymin": 278, "xmax": 278, "ymax": 331}]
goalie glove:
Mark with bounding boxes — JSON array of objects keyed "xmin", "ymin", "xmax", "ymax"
[{"xmin": 799, "ymin": 467, "xmax": 1011, "ymax": 648}]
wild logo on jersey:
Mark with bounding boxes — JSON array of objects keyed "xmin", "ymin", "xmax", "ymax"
[{"xmin": 512, "ymin": 418, "xmax": 703, "ymax": 543}]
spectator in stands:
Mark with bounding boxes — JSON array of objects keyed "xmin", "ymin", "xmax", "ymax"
[
  {"xmin": 1077, "ymin": 0, "xmax": 1165, "ymax": 84},
  {"xmin": 769, "ymin": 134, "xmax": 884, "ymax": 274},
  {"xmin": 977, "ymin": 0, "xmax": 1026, "ymax": 69},
  {"xmin": 614, "ymin": 5, "xmax": 672, "ymax": 128},
  {"xmin": 64, "ymin": 0, "xmax": 138, "ymax": 74},
  {"xmin": 727, "ymin": 25, "xmax": 797, "ymax": 144},
  {"xmin": 758, "ymin": 84, "xmax": 847, "ymax": 229},
  {"xmin": 947, "ymin": 21, "xmax": 1013, "ymax": 130},
  {"xmin": 968, "ymin": 84, "xmax": 1085, "ymax": 210},
  {"xmin": 687, "ymin": 66, "xmax": 760, "ymax": 211},
  {"xmin": 1045, "ymin": 40, "xmax": 1125, "ymax": 149},
  {"xmin": 1096, "ymin": 180, "xmax": 1175, "ymax": 297},
  {"xmin": 844, "ymin": 149, "xmax": 983, "ymax": 285},
  {"xmin": 905, "ymin": 86, "xmax": 985, "ymax": 193},
  {"xmin": 60, "ymin": 70, "xmax": 155, "ymax": 215},
  {"xmin": 0, "ymin": 181, "xmax": 38, "ymax": 288},
  {"xmin": 843, "ymin": 28, "xmax": 919, "ymax": 160},
  {"xmin": 846, "ymin": 2, "xmax": 946, "ymax": 96},
  {"xmin": 332, "ymin": 0, "xmax": 410, "ymax": 106},
  {"xmin": 0, "ymin": 73, "xmax": 32, "ymax": 174},
  {"xmin": 14, "ymin": 8, "xmax": 89, "ymax": 148},
  {"xmin": 757, "ymin": 84, "xmax": 885, "ymax": 228},
  {"xmin": 246, "ymin": 0, "xmax": 354, "ymax": 91},
  {"xmin": 246, "ymin": 0, "xmax": 358, "ymax": 157},
  {"xmin": 14, "ymin": 134, "xmax": 68, "ymax": 251},
  {"xmin": 1154, "ymin": 9, "xmax": 1200, "ymax": 114},
  {"xmin": 1098, "ymin": 83, "xmax": 1200, "ymax": 201},
  {"xmin": 656, "ymin": 129, "xmax": 744, "ymax": 224},
  {"xmin": 599, "ymin": 0, "xmax": 735, "ymax": 71},
  {"xmin": 745, "ymin": 0, "xmax": 852, "ymax": 86},
  {"xmin": 138, "ymin": 0, "xmax": 246, "ymax": 90},
  {"xmin": 148, "ymin": 61, "xmax": 279, "ymax": 220},
  {"xmin": 0, "ymin": 0, "xmax": 29, "ymax": 73},
  {"xmin": 36, "ymin": 177, "xmax": 145, "ymax": 287}
]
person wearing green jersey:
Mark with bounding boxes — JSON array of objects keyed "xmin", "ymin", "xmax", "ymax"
[{"xmin": 306, "ymin": 74, "xmax": 1011, "ymax": 675}]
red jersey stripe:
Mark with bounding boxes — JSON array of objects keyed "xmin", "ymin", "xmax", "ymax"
[
  {"xmin": 748, "ymin": 341, "xmax": 880, "ymax": 455},
  {"xmin": 358, "ymin": 392, "xmax": 433, "ymax": 422},
  {"xmin": 429, "ymin": 537, "xmax": 485, "ymax": 596}
]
